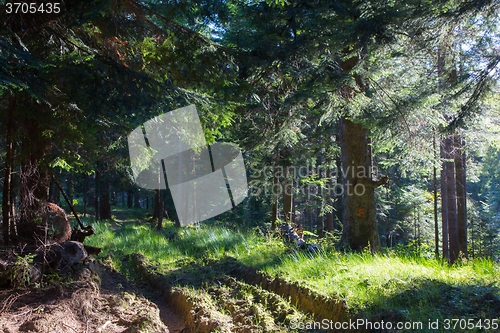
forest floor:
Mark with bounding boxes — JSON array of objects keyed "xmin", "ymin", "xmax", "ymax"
[
  {"xmin": 1, "ymin": 208, "xmax": 499, "ymax": 332},
  {"xmin": 0, "ymin": 255, "xmax": 187, "ymax": 333}
]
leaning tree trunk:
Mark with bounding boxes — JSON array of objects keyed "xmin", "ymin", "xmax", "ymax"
[
  {"xmin": 445, "ymin": 135, "xmax": 459, "ymax": 264},
  {"xmin": 339, "ymin": 118, "xmax": 387, "ymax": 252},
  {"xmin": 454, "ymin": 135, "xmax": 468, "ymax": 258},
  {"xmin": 2, "ymin": 94, "xmax": 16, "ymax": 245}
]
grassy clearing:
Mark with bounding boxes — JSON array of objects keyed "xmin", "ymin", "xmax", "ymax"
[
  {"xmin": 85, "ymin": 217, "xmax": 500, "ymax": 331},
  {"xmin": 84, "ymin": 219, "xmax": 286, "ymax": 268}
]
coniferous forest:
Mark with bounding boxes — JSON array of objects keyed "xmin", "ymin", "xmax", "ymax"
[{"xmin": 1, "ymin": 1, "xmax": 500, "ymax": 332}]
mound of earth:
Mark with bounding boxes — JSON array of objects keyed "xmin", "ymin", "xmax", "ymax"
[{"xmin": 0, "ymin": 259, "xmax": 185, "ymax": 333}]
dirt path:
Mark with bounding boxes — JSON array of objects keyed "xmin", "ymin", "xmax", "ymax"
[{"xmin": 131, "ymin": 254, "xmax": 349, "ymax": 333}]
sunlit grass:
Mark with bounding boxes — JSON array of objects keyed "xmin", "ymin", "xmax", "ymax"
[
  {"xmin": 84, "ymin": 219, "xmax": 286, "ymax": 267},
  {"xmin": 84, "ymin": 213, "xmax": 500, "ymax": 331},
  {"xmin": 263, "ymin": 249, "xmax": 500, "ymax": 324}
]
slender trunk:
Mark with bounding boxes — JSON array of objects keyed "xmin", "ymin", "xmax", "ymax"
[
  {"xmin": 94, "ymin": 169, "xmax": 100, "ymax": 221},
  {"xmin": 271, "ymin": 163, "xmax": 279, "ymax": 230},
  {"xmin": 127, "ymin": 190, "xmax": 133, "ymax": 208},
  {"xmin": 316, "ymin": 207, "xmax": 324, "ymax": 238},
  {"xmin": 156, "ymin": 189, "xmax": 163, "ymax": 230},
  {"xmin": 454, "ymin": 135, "xmax": 468, "ymax": 258},
  {"xmin": 67, "ymin": 170, "xmax": 74, "ymax": 206},
  {"xmin": 134, "ymin": 193, "xmax": 141, "ymax": 208},
  {"xmin": 325, "ymin": 147, "xmax": 334, "ymax": 232},
  {"xmin": 445, "ymin": 136, "xmax": 459, "ymax": 264},
  {"xmin": 9, "ymin": 150, "xmax": 16, "ymax": 241},
  {"xmin": 308, "ymin": 207, "xmax": 313, "ymax": 232},
  {"xmin": 316, "ymin": 150, "xmax": 324, "ymax": 238},
  {"xmin": 334, "ymin": 149, "xmax": 344, "ymax": 231},
  {"xmin": 440, "ymin": 139, "xmax": 449, "ymax": 260},
  {"xmin": 2, "ymin": 94, "xmax": 16, "ymax": 245},
  {"xmin": 9, "ymin": 177, "xmax": 16, "ymax": 241},
  {"xmin": 433, "ymin": 134, "xmax": 439, "ymax": 259},
  {"xmin": 99, "ymin": 174, "xmax": 111, "ymax": 220},
  {"xmin": 283, "ymin": 149, "xmax": 293, "ymax": 224},
  {"xmin": 83, "ymin": 174, "xmax": 88, "ymax": 217}
]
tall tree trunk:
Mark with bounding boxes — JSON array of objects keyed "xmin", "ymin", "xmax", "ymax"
[
  {"xmin": 2, "ymin": 94, "xmax": 16, "ymax": 245},
  {"xmin": 271, "ymin": 162, "xmax": 279, "ymax": 230},
  {"xmin": 316, "ymin": 207, "xmax": 324, "ymax": 238},
  {"xmin": 433, "ymin": 134, "xmax": 439, "ymax": 259},
  {"xmin": 155, "ymin": 189, "xmax": 163, "ymax": 229},
  {"xmin": 339, "ymin": 118, "xmax": 386, "ymax": 252},
  {"xmin": 17, "ymin": 111, "xmax": 51, "ymax": 240},
  {"xmin": 445, "ymin": 136, "xmax": 459, "ymax": 264},
  {"xmin": 440, "ymin": 139, "xmax": 449, "ymax": 261},
  {"xmin": 9, "ymin": 174, "xmax": 16, "ymax": 241},
  {"xmin": 454, "ymin": 135, "xmax": 468, "ymax": 258},
  {"xmin": 134, "ymin": 192, "xmax": 141, "ymax": 208},
  {"xmin": 83, "ymin": 174, "xmax": 88, "ymax": 217},
  {"xmin": 94, "ymin": 169, "xmax": 100, "ymax": 221},
  {"xmin": 127, "ymin": 190, "xmax": 133, "ymax": 208},
  {"xmin": 99, "ymin": 174, "xmax": 111, "ymax": 220},
  {"xmin": 282, "ymin": 149, "xmax": 293, "ymax": 224},
  {"xmin": 316, "ymin": 150, "xmax": 324, "ymax": 238},
  {"xmin": 67, "ymin": 170, "xmax": 74, "ymax": 206},
  {"xmin": 325, "ymin": 143, "xmax": 334, "ymax": 232},
  {"xmin": 334, "ymin": 148, "xmax": 344, "ymax": 231},
  {"xmin": 325, "ymin": 166, "xmax": 334, "ymax": 233}
]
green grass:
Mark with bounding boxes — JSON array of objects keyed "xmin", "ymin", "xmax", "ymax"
[
  {"xmin": 85, "ymin": 219, "xmax": 286, "ymax": 268},
  {"xmin": 85, "ymin": 213, "xmax": 500, "ymax": 332},
  {"xmin": 264, "ymin": 250, "xmax": 499, "ymax": 308}
]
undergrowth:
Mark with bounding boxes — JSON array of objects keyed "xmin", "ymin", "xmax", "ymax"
[{"xmin": 85, "ymin": 215, "xmax": 500, "ymax": 332}]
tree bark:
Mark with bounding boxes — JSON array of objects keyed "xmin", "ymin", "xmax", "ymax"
[
  {"xmin": 2, "ymin": 94, "xmax": 16, "ymax": 245},
  {"xmin": 155, "ymin": 189, "xmax": 163, "ymax": 229},
  {"xmin": 134, "ymin": 192, "xmax": 141, "ymax": 208},
  {"xmin": 271, "ymin": 163, "xmax": 279, "ymax": 230},
  {"xmin": 67, "ymin": 170, "xmax": 74, "ymax": 206},
  {"xmin": 127, "ymin": 190, "xmax": 133, "ymax": 209},
  {"xmin": 9, "ymin": 168, "xmax": 16, "ymax": 241},
  {"xmin": 433, "ymin": 134, "xmax": 439, "ymax": 259},
  {"xmin": 454, "ymin": 135, "xmax": 468, "ymax": 258},
  {"xmin": 334, "ymin": 149, "xmax": 344, "ymax": 231},
  {"xmin": 282, "ymin": 149, "xmax": 293, "ymax": 225},
  {"xmin": 440, "ymin": 138, "xmax": 449, "ymax": 261},
  {"xmin": 83, "ymin": 174, "xmax": 88, "ymax": 217},
  {"xmin": 94, "ymin": 169, "xmax": 100, "ymax": 221},
  {"xmin": 445, "ymin": 136, "xmax": 459, "ymax": 264},
  {"xmin": 325, "ymin": 145, "xmax": 334, "ymax": 233},
  {"xmin": 17, "ymin": 109, "xmax": 51, "ymax": 240},
  {"xmin": 99, "ymin": 174, "xmax": 111, "ymax": 220},
  {"xmin": 339, "ymin": 118, "xmax": 386, "ymax": 252},
  {"xmin": 316, "ymin": 207, "xmax": 324, "ymax": 238}
]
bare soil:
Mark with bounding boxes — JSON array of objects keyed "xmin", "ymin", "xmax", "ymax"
[{"xmin": 0, "ymin": 258, "xmax": 186, "ymax": 333}]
